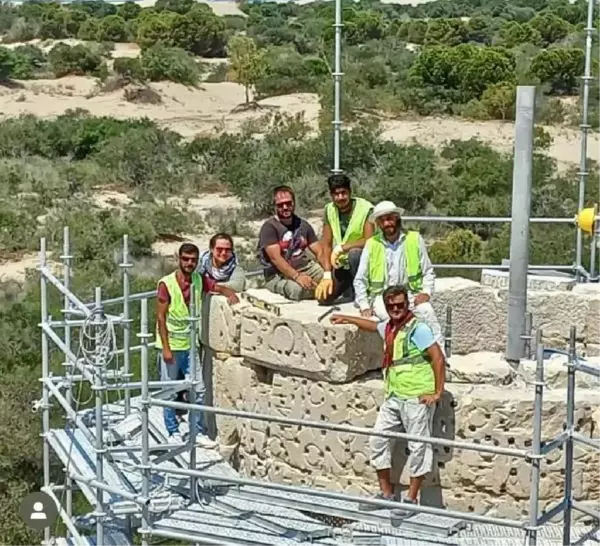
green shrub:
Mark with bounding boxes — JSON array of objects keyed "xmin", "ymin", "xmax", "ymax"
[
  {"xmin": 0, "ymin": 47, "xmax": 15, "ymax": 81},
  {"xmin": 140, "ymin": 44, "xmax": 200, "ymax": 85},
  {"xmin": 113, "ymin": 56, "xmax": 147, "ymax": 82},
  {"xmin": 96, "ymin": 14, "xmax": 129, "ymax": 42},
  {"xmin": 47, "ymin": 43, "xmax": 105, "ymax": 78}
]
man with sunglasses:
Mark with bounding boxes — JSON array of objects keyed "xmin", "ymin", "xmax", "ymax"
[
  {"xmin": 331, "ymin": 285, "xmax": 445, "ymax": 514},
  {"xmin": 155, "ymin": 243, "xmax": 218, "ymax": 449},
  {"xmin": 257, "ymin": 185, "xmax": 328, "ymax": 301}
]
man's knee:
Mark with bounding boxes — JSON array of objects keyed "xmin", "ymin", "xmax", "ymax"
[
  {"xmin": 347, "ymin": 248, "xmax": 362, "ymax": 274},
  {"xmin": 369, "ymin": 436, "xmax": 392, "ymax": 470}
]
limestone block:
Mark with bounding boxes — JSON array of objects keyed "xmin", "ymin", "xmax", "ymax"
[
  {"xmin": 481, "ymin": 269, "xmax": 577, "ymax": 292},
  {"xmin": 519, "ymin": 355, "xmax": 600, "ymax": 389},
  {"xmin": 447, "ymin": 352, "xmax": 513, "ymax": 385},
  {"xmin": 528, "ymin": 290, "xmax": 590, "ymax": 346},
  {"xmin": 201, "ymin": 293, "xmax": 243, "ymax": 354},
  {"xmin": 433, "ymin": 279, "xmax": 506, "ymax": 354},
  {"xmin": 239, "ymin": 300, "xmax": 383, "ymax": 382}
]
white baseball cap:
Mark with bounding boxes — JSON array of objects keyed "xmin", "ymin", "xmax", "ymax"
[{"xmin": 370, "ymin": 200, "xmax": 404, "ymax": 222}]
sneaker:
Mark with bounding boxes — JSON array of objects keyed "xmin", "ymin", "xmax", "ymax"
[
  {"xmin": 195, "ymin": 434, "xmax": 218, "ymax": 450},
  {"xmin": 390, "ymin": 497, "xmax": 417, "ymax": 520},
  {"xmin": 358, "ymin": 493, "xmax": 394, "ymax": 512},
  {"xmin": 169, "ymin": 432, "xmax": 185, "ymax": 445}
]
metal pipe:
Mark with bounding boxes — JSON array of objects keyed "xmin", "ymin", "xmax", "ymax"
[
  {"xmin": 104, "ymin": 380, "xmax": 190, "ymax": 392},
  {"xmin": 40, "ymin": 266, "xmax": 91, "ymax": 317},
  {"xmin": 61, "ymin": 226, "xmax": 73, "ymax": 529},
  {"xmin": 507, "ymin": 86, "xmax": 536, "ymax": 363},
  {"xmin": 93, "ymin": 288, "xmax": 105, "ymax": 546},
  {"xmin": 107, "ymin": 441, "xmax": 187, "ymax": 454},
  {"xmin": 528, "ymin": 328, "xmax": 544, "ymax": 546},
  {"xmin": 188, "ymin": 286, "xmax": 198, "ymax": 499},
  {"xmin": 575, "ymin": 0, "xmax": 595, "ymax": 280},
  {"xmin": 402, "ymin": 215, "xmax": 574, "ymax": 224},
  {"xmin": 524, "ymin": 312, "xmax": 533, "ymax": 359},
  {"xmin": 44, "ymin": 379, "xmax": 95, "ymax": 444},
  {"xmin": 41, "ymin": 323, "xmax": 94, "ymax": 382},
  {"xmin": 564, "ymin": 325, "xmax": 576, "ymax": 544},
  {"xmin": 540, "ymin": 431, "xmax": 568, "ymax": 456},
  {"xmin": 68, "ymin": 473, "xmax": 148, "ymax": 506},
  {"xmin": 434, "ymin": 264, "xmax": 574, "ymax": 270},
  {"xmin": 444, "ymin": 306, "xmax": 452, "ymax": 358},
  {"xmin": 572, "ymin": 361, "xmax": 600, "ymax": 378},
  {"xmin": 121, "ymin": 234, "xmax": 132, "ymax": 416},
  {"xmin": 571, "ymin": 500, "xmax": 600, "ymax": 521},
  {"xmin": 590, "ymin": 228, "xmax": 597, "ymax": 280},
  {"xmin": 150, "ymin": 528, "xmax": 244, "ymax": 546},
  {"xmin": 39, "ymin": 237, "xmax": 51, "ymax": 546},
  {"xmin": 150, "ymin": 399, "xmax": 529, "ymax": 459},
  {"xmin": 150, "ymin": 463, "xmax": 527, "ymax": 530},
  {"xmin": 572, "ymin": 432, "xmax": 600, "ymax": 451},
  {"xmin": 40, "ymin": 486, "xmax": 87, "ymax": 546},
  {"xmin": 139, "ymin": 298, "xmax": 151, "ymax": 546},
  {"xmin": 537, "ymin": 499, "xmax": 567, "ymax": 527},
  {"xmin": 331, "ymin": 0, "xmax": 343, "ymax": 172}
]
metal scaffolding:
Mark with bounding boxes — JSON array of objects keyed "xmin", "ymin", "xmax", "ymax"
[{"xmin": 38, "ymin": 229, "xmax": 600, "ymax": 546}]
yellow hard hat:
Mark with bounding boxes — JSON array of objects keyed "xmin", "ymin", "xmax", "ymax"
[{"xmin": 576, "ymin": 204, "xmax": 598, "ymax": 234}]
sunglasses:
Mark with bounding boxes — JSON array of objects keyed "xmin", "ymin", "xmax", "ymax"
[
  {"xmin": 386, "ymin": 302, "xmax": 407, "ymax": 311},
  {"xmin": 180, "ymin": 256, "xmax": 197, "ymax": 263}
]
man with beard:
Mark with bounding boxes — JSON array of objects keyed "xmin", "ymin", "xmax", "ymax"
[
  {"xmin": 155, "ymin": 243, "xmax": 218, "ymax": 449},
  {"xmin": 330, "ymin": 285, "xmax": 445, "ymax": 512},
  {"xmin": 316, "ymin": 173, "xmax": 374, "ymax": 303},
  {"xmin": 353, "ymin": 201, "xmax": 443, "ymax": 346},
  {"xmin": 257, "ymin": 185, "xmax": 329, "ymax": 301},
  {"xmin": 197, "ymin": 232, "xmax": 246, "ymax": 305}
]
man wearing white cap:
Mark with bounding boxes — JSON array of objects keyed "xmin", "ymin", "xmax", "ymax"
[{"xmin": 353, "ymin": 201, "xmax": 443, "ymax": 346}]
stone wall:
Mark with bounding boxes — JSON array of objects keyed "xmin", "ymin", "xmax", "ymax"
[{"xmin": 201, "ymin": 279, "xmax": 600, "ymax": 522}]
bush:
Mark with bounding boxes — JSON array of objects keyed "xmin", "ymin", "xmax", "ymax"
[
  {"xmin": 47, "ymin": 43, "xmax": 105, "ymax": 78},
  {"xmin": 96, "ymin": 14, "xmax": 129, "ymax": 42},
  {"xmin": 113, "ymin": 57, "xmax": 147, "ymax": 82},
  {"xmin": 140, "ymin": 44, "xmax": 201, "ymax": 85}
]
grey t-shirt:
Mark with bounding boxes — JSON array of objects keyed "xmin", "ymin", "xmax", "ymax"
[{"xmin": 257, "ymin": 215, "xmax": 318, "ymax": 277}]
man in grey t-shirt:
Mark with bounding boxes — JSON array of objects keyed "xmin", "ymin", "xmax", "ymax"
[{"xmin": 257, "ymin": 185, "xmax": 329, "ymax": 301}]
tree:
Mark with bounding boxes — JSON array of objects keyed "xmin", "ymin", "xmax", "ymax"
[
  {"xmin": 0, "ymin": 47, "xmax": 15, "ymax": 81},
  {"xmin": 480, "ymin": 81, "xmax": 516, "ymax": 120},
  {"xmin": 497, "ymin": 21, "xmax": 542, "ymax": 48},
  {"xmin": 529, "ymin": 12, "xmax": 572, "ymax": 45},
  {"xmin": 530, "ymin": 47, "xmax": 585, "ymax": 94},
  {"xmin": 227, "ymin": 36, "xmax": 265, "ymax": 104},
  {"xmin": 117, "ymin": 1, "xmax": 141, "ymax": 21},
  {"xmin": 96, "ymin": 15, "xmax": 129, "ymax": 42}
]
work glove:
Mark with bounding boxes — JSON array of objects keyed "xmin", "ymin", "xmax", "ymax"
[
  {"xmin": 315, "ymin": 272, "xmax": 334, "ymax": 301},
  {"xmin": 330, "ymin": 244, "xmax": 344, "ymax": 269}
]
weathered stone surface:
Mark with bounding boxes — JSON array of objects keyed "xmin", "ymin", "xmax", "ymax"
[
  {"xmin": 239, "ymin": 293, "xmax": 382, "ymax": 383},
  {"xmin": 209, "ymin": 354, "xmax": 600, "ymax": 521},
  {"xmin": 200, "ymin": 293, "xmax": 243, "ymax": 355},
  {"xmin": 481, "ymin": 269, "xmax": 576, "ymax": 291}
]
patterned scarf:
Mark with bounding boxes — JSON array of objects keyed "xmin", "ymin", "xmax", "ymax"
[
  {"xmin": 197, "ymin": 250, "xmax": 238, "ymax": 282},
  {"xmin": 382, "ymin": 311, "xmax": 415, "ymax": 369}
]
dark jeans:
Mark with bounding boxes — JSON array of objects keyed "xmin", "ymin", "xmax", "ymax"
[{"xmin": 320, "ymin": 248, "xmax": 362, "ymax": 306}]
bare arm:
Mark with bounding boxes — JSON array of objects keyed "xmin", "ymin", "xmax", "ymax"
[
  {"xmin": 265, "ymin": 243, "xmax": 300, "ymax": 280},
  {"xmin": 321, "ymin": 223, "xmax": 333, "ymax": 272},
  {"xmin": 426, "ymin": 343, "xmax": 446, "ymax": 397},
  {"xmin": 309, "ymin": 240, "xmax": 329, "ymax": 272},
  {"xmin": 330, "ymin": 313, "xmax": 378, "ymax": 333},
  {"xmin": 156, "ymin": 288, "xmax": 171, "ymax": 353}
]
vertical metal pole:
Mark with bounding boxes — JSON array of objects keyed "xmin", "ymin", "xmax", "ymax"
[
  {"xmin": 507, "ymin": 86, "xmax": 536, "ymax": 363},
  {"xmin": 189, "ymin": 286, "xmax": 198, "ymax": 499},
  {"xmin": 528, "ymin": 328, "xmax": 544, "ymax": 546},
  {"xmin": 331, "ymin": 0, "xmax": 343, "ymax": 173},
  {"xmin": 40, "ymin": 238, "xmax": 51, "ymax": 545},
  {"xmin": 563, "ymin": 326, "xmax": 577, "ymax": 545},
  {"xmin": 94, "ymin": 287, "xmax": 105, "ymax": 546},
  {"xmin": 524, "ymin": 312, "xmax": 533, "ymax": 359},
  {"xmin": 121, "ymin": 234, "xmax": 132, "ymax": 416},
  {"xmin": 575, "ymin": 0, "xmax": 594, "ymax": 281},
  {"xmin": 62, "ymin": 227, "xmax": 73, "ymax": 533},
  {"xmin": 590, "ymin": 227, "xmax": 597, "ymax": 280},
  {"xmin": 139, "ymin": 298, "xmax": 150, "ymax": 546},
  {"xmin": 444, "ymin": 306, "xmax": 452, "ymax": 358}
]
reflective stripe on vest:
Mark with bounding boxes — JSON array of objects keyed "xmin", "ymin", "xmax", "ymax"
[
  {"xmin": 405, "ymin": 231, "xmax": 423, "ymax": 294},
  {"xmin": 365, "ymin": 230, "xmax": 423, "ymax": 298},
  {"xmin": 155, "ymin": 271, "xmax": 202, "ymax": 351},
  {"xmin": 384, "ymin": 318, "xmax": 434, "ymax": 399}
]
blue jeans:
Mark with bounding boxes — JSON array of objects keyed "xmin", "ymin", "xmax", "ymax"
[{"xmin": 158, "ymin": 348, "xmax": 208, "ymax": 436}]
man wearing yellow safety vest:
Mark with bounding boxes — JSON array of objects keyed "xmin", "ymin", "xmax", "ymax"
[
  {"xmin": 353, "ymin": 200, "xmax": 443, "ymax": 347},
  {"xmin": 156, "ymin": 243, "xmax": 218, "ymax": 449},
  {"xmin": 315, "ymin": 173, "xmax": 374, "ymax": 303},
  {"xmin": 331, "ymin": 285, "xmax": 445, "ymax": 513}
]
